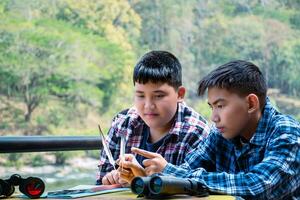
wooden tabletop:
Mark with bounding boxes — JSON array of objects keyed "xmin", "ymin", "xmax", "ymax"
[{"xmin": 10, "ymin": 191, "xmax": 236, "ymax": 200}]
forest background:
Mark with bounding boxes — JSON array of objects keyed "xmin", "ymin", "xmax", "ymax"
[{"xmin": 1, "ymin": 0, "xmax": 300, "ymax": 189}]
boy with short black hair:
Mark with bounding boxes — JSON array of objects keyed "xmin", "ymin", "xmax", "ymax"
[
  {"xmin": 121, "ymin": 60, "xmax": 300, "ymax": 199},
  {"xmin": 97, "ymin": 51, "xmax": 209, "ymax": 185}
]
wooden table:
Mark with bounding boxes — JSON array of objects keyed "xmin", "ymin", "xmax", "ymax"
[
  {"xmin": 11, "ymin": 191, "xmax": 236, "ymax": 200},
  {"xmin": 92, "ymin": 191, "xmax": 236, "ymax": 200}
]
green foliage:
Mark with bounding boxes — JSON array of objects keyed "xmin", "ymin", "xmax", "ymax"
[
  {"xmin": 53, "ymin": 151, "xmax": 84, "ymax": 165},
  {"xmin": 0, "ymin": 2, "xmax": 136, "ymax": 134},
  {"xmin": 54, "ymin": 0, "xmax": 141, "ymax": 50},
  {"xmin": 0, "ymin": 0, "xmax": 300, "ymax": 136},
  {"xmin": 85, "ymin": 150, "xmax": 100, "ymax": 159},
  {"xmin": 192, "ymin": 99, "xmax": 212, "ymax": 121},
  {"xmin": 54, "ymin": 151, "xmax": 70, "ymax": 165},
  {"xmin": 253, "ymin": 6, "xmax": 293, "ymax": 23},
  {"xmin": 290, "ymin": 13, "xmax": 300, "ymax": 29},
  {"xmin": 31, "ymin": 154, "xmax": 47, "ymax": 167},
  {"xmin": 4, "ymin": 153, "xmax": 24, "ymax": 168}
]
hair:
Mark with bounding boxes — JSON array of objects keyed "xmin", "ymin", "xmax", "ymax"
[
  {"xmin": 198, "ymin": 60, "xmax": 267, "ymax": 109},
  {"xmin": 133, "ymin": 50, "xmax": 182, "ymax": 89}
]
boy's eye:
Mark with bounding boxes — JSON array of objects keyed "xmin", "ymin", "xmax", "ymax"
[
  {"xmin": 136, "ymin": 95, "xmax": 144, "ymax": 98},
  {"xmin": 217, "ymin": 104, "xmax": 223, "ymax": 109},
  {"xmin": 155, "ymin": 94, "xmax": 165, "ymax": 99}
]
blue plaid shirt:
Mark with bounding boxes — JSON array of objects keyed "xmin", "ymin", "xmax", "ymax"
[{"xmin": 163, "ymin": 98, "xmax": 300, "ymax": 200}]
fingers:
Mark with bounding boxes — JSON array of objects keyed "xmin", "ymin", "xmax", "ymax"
[
  {"xmin": 118, "ymin": 154, "xmax": 135, "ymax": 163},
  {"xmin": 119, "ymin": 169, "xmax": 135, "ymax": 184},
  {"xmin": 142, "ymin": 155, "xmax": 162, "ymax": 167},
  {"xmin": 119, "ymin": 150, "xmax": 164, "ymax": 178},
  {"xmin": 120, "ymin": 159, "xmax": 138, "ymax": 169},
  {"xmin": 142, "ymin": 156, "xmax": 168, "ymax": 175},
  {"xmin": 118, "ymin": 154, "xmax": 132, "ymax": 162},
  {"xmin": 119, "ymin": 178, "xmax": 130, "ymax": 187},
  {"xmin": 112, "ymin": 170, "xmax": 119, "ymax": 183},
  {"xmin": 144, "ymin": 166, "xmax": 156, "ymax": 176},
  {"xmin": 119, "ymin": 168, "xmax": 131, "ymax": 176},
  {"xmin": 142, "ymin": 158, "xmax": 152, "ymax": 167},
  {"xmin": 102, "ymin": 176, "xmax": 110, "ymax": 185},
  {"xmin": 119, "ymin": 174, "xmax": 134, "ymax": 184},
  {"xmin": 106, "ymin": 172, "xmax": 117, "ymax": 184},
  {"xmin": 144, "ymin": 165, "xmax": 164, "ymax": 176},
  {"xmin": 102, "ymin": 170, "xmax": 119, "ymax": 185},
  {"xmin": 131, "ymin": 147, "xmax": 158, "ymax": 159},
  {"xmin": 116, "ymin": 154, "xmax": 131, "ymax": 165},
  {"xmin": 120, "ymin": 160, "xmax": 146, "ymax": 177},
  {"xmin": 119, "ymin": 154, "xmax": 141, "ymax": 169}
]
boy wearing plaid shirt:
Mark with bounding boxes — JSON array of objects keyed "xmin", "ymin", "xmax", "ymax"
[
  {"xmin": 97, "ymin": 51, "xmax": 209, "ymax": 185},
  {"xmin": 121, "ymin": 60, "xmax": 300, "ymax": 199}
]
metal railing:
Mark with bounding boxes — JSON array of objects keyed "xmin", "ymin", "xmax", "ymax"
[{"xmin": 0, "ymin": 136, "xmax": 102, "ymax": 153}]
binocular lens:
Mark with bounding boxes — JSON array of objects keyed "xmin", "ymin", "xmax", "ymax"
[
  {"xmin": 131, "ymin": 177, "xmax": 146, "ymax": 195},
  {"xmin": 149, "ymin": 177, "xmax": 162, "ymax": 194},
  {"xmin": 23, "ymin": 178, "xmax": 45, "ymax": 198}
]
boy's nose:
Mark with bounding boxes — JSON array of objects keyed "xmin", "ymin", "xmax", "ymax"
[
  {"xmin": 210, "ymin": 111, "xmax": 220, "ymax": 123},
  {"xmin": 144, "ymin": 100, "xmax": 155, "ymax": 109}
]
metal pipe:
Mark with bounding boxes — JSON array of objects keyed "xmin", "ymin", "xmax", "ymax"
[{"xmin": 0, "ymin": 136, "xmax": 102, "ymax": 153}]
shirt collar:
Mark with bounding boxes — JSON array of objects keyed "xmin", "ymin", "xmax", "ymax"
[
  {"xmin": 249, "ymin": 97, "xmax": 277, "ymax": 145},
  {"xmin": 167, "ymin": 102, "xmax": 187, "ymax": 138}
]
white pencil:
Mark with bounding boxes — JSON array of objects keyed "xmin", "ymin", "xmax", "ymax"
[
  {"xmin": 120, "ymin": 136, "xmax": 126, "ymax": 171},
  {"xmin": 98, "ymin": 125, "xmax": 116, "ymax": 170}
]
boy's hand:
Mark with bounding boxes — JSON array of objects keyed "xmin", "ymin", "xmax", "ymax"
[
  {"xmin": 102, "ymin": 170, "xmax": 120, "ymax": 185},
  {"xmin": 119, "ymin": 154, "xmax": 146, "ymax": 180},
  {"xmin": 131, "ymin": 147, "xmax": 168, "ymax": 175},
  {"xmin": 119, "ymin": 167, "xmax": 135, "ymax": 184},
  {"xmin": 118, "ymin": 174, "xmax": 130, "ymax": 187}
]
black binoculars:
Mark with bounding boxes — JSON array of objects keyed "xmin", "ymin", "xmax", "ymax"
[
  {"xmin": 0, "ymin": 174, "xmax": 45, "ymax": 199},
  {"xmin": 130, "ymin": 175, "xmax": 209, "ymax": 198}
]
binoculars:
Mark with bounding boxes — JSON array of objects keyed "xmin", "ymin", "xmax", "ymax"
[
  {"xmin": 0, "ymin": 174, "xmax": 45, "ymax": 199},
  {"xmin": 130, "ymin": 175, "xmax": 209, "ymax": 198}
]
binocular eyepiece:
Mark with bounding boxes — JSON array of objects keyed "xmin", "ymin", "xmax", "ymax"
[{"xmin": 131, "ymin": 175, "xmax": 209, "ymax": 198}]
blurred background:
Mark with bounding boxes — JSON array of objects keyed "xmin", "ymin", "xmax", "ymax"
[{"xmin": 1, "ymin": 0, "xmax": 300, "ymax": 191}]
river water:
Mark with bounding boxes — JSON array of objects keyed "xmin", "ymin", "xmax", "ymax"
[{"xmin": 0, "ymin": 157, "xmax": 99, "ymax": 191}]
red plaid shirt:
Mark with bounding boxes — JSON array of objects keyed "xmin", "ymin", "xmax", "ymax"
[{"xmin": 96, "ymin": 102, "xmax": 209, "ymax": 184}]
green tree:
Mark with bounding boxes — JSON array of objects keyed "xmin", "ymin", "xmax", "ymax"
[
  {"xmin": 55, "ymin": 0, "xmax": 141, "ymax": 50},
  {"xmin": 0, "ymin": 9, "xmax": 134, "ymax": 134}
]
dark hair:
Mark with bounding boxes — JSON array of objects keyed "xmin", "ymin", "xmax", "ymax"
[
  {"xmin": 133, "ymin": 51, "xmax": 182, "ymax": 89},
  {"xmin": 198, "ymin": 60, "xmax": 267, "ymax": 108}
]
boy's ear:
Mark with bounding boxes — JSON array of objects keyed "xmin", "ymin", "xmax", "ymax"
[
  {"xmin": 246, "ymin": 94, "xmax": 259, "ymax": 113},
  {"xmin": 177, "ymin": 86, "xmax": 186, "ymax": 102}
]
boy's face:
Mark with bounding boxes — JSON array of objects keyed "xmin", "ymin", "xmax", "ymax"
[
  {"xmin": 134, "ymin": 82, "xmax": 185, "ymax": 133},
  {"xmin": 207, "ymin": 87, "xmax": 252, "ymax": 139}
]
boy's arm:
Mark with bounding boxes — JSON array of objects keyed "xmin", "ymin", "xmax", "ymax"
[
  {"xmin": 97, "ymin": 125, "xmax": 120, "ymax": 184},
  {"xmin": 97, "ymin": 109, "xmax": 132, "ymax": 184},
  {"xmin": 185, "ymin": 125, "xmax": 215, "ymax": 169},
  {"xmin": 129, "ymin": 131, "xmax": 218, "ymax": 176},
  {"xmin": 163, "ymin": 130, "xmax": 217, "ymax": 176},
  {"xmin": 163, "ymin": 130, "xmax": 300, "ymax": 199}
]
